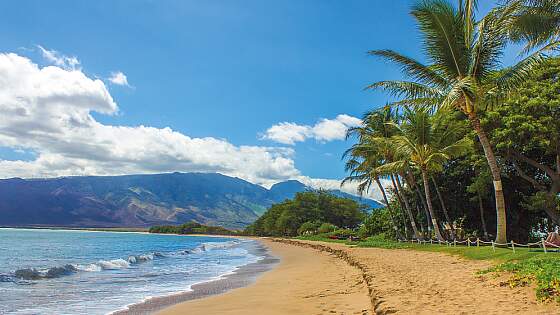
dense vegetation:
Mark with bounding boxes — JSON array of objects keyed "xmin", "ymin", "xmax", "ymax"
[
  {"xmin": 244, "ymin": 191, "xmax": 367, "ymax": 237},
  {"xmin": 340, "ymin": 0, "xmax": 560, "ymax": 243},
  {"xmin": 149, "ymin": 221, "xmax": 236, "ymax": 235}
]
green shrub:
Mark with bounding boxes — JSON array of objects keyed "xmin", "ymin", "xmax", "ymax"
[
  {"xmin": 297, "ymin": 221, "xmax": 322, "ymax": 235},
  {"xmin": 329, "ymin": 228, "xmax": 357, "ymax": 238},
  {"xmin": 317, "ymin": 222, "xmax": 337, "ymax": 234}
]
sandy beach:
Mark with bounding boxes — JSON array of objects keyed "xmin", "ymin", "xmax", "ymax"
[
  {"xmin": 157, "ymin": 238, "xmax": 559, "ymax": 315},
  {"xmin": 157, "ymin": 239, "xmax": 372, "ymax": 315}
]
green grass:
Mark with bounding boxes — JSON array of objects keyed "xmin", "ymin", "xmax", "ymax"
[{"xmin": 297, "ymin": 233, "xmax": 560, "ymax": 303}]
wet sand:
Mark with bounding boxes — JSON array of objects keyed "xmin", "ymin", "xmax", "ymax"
[
  {"xmin": 157, "ymin": 239, "xmax": 372, "ymax": 315},
  {"xmin": 157, "ymin": 238, "xmax": 560, "ymax": 315},
  {"xmin": 113, "ymin": 239, "xmax": 278, "ymax": 315}
]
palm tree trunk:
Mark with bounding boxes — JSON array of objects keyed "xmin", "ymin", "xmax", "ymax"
[
  {"xmin": 390, "ymin": 174, "xmax": 410, "ymax": 238},
  {"xmin": 396, "ymin": 173, "xmax": 421, "ymax": 239},
  {"xmin": 431, "ymin": 176, "xmax": 453, "ymax": 238},
  {"xmin": 405, "ymin": 171, "xmax": 433, "ymax": 232},
  {"xmin": 477, "ymin": 192, "xmax": 489, "ymax": 239},
  {"xmin": 421, "ymin": 169, "xmax": 445, "ymax": 241},
  {"xmin": 470, "ymin": 115, "xmax": 507, "ymax": 243},
  {"xmin": 375, "ymin": 176, "xmax": 403, "ymax": 239}
]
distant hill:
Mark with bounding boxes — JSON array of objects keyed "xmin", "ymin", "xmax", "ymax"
[{"xmin": 0, "ymin": 173, "xmax": 383, "ymax": 229}]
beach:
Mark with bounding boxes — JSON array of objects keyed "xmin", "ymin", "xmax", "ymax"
[
  {"xmin": 157, "ymin": 239, "xmax": 372, "ymax": 315},
  {"xmin": 158, "ymin": 239, "xmax": 559, "ymax": 315}
]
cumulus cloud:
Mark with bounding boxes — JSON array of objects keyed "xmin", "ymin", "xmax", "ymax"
[
  {"xmin": 262, "ymin": 114, "xmax": 362, "ymax": 145},
  {"xmin": 37, "ymin": 45, "xmax": 80, "ymax": 70},
  {"xmin": 108, "ymin": 71, "xmax": 130, "ymax": 86},
  {"xmin": 0, "ymin": 51, "xmax": 385, "ymax": 202},
  {"xmin": 0, "ymin": 52, "xmax": 300, "ymax": 186}
]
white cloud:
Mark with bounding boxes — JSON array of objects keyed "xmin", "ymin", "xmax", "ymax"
[
  {"xmin": 108, "ymin": 71, "xmax": 130, "ymax": 86},
  {"xmin": 0, "ymin": 51, "xmax": 385, "ymax": 202},
  {"xmin": 37, "ymin": 45, "xmax": 80, "ymax": 70},
  {"xmin": 296, "ymin": 176, "xmax": 389, "ymax": 203},
  {"xmin": 0, "ymin": 52, "xmax": 300, "ymax": 186},
  {"xmin": 262, "ymin": 114, "xmax": 362, "ymax": 145}
]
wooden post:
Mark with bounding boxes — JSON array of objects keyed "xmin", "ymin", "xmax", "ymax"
[
  {"xmin": 542, "ymin": 238, "xmax": 548, "ymax": 254},
  {"xmin": 467, "ymin": 238, "xmax": 471, "ymax": 247},
  {"xmin": 511, "ymin": 240, "xmax": 515, "ymax": 254},
  {"xmin": 430, "ymin": 239, "xmax": 433, "ymax": 245},
  {"xmin": 477, "ymin": 238, "xmax": 480, "ymax": 248},
  {"xmin": 453, "ymin": 239, "xmax": 456, "ymax": 247},
  {"xmin": 491, "ymin": 241, "xmax": 495, "ymax": 252}
]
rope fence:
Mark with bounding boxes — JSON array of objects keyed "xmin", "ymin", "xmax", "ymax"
[{"xmin": 396, "ymin": 237, "xmax": 560, "ymax": 254}]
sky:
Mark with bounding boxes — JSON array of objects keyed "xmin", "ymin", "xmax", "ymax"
[{"xmin": 0, "ymin": 0, "xmax": 512, "ymax": 199}]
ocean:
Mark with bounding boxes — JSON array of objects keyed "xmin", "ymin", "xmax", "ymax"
[{"xmin": 0, "ymin": 228, "xmax": 265, "ymax": 314}]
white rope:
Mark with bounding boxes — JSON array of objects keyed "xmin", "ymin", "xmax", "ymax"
[{"xmin": 395, "ymin": 238, "xmax": 556, "ymax": 253}]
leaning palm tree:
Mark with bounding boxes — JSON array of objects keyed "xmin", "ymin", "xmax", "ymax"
[
  {"xmin": 342, "ymin": 142, "xmax": 406, "ymax": 239},
  {"xmin": 503, "ymin": 0, "xmax": 560, "ymax": 55},
  {"xmin": 382, "ymin": 108, "xmax": 472, "ymax": 241},
  {"xmin": 366, "ymin": 0, "xmax": 544, "ymax": 243},
  {"xmin": 346, "ymin": 108, "xmax": 422, "ymax": 239}
]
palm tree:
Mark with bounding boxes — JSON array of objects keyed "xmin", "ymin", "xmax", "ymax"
[
  {"xmin": 366, "ymin": 0, "xmax": 544, "ymax": 243},
  {"xmin": 345, "ymin": 108, "xmax": 422, "ymax": 239},
  {"xmin": 382, "ymin": 108, "xmax": 471, "ymax": 241},
  {"xmin": 504, "ymin": 0, "xmax": 560, "ymax": 55},
  {"xmin": 342, "ymin": 142, "xmax": 405, "ymax": 239}
]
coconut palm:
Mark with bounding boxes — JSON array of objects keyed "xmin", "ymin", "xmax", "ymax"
[
  {"xmin": 366, "ymin": 0, "xmax": 544, "ymax": 243},
  {"xmin": 381, "ymin": 107, "xmax": 472, "ymax": 241},
  {"xmin": 342, "ymin": 142, "xmax": 405, "ymax": 239},
  {"xmin": 345, "ymin": 108, "xmax": 422, "ymax": 239},
  {"xmin": 504, "ymin": 0, "xmax": 560, "ymax": 55}
]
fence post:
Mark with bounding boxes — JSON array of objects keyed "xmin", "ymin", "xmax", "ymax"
[
  {"xmin": 467, "ymin": 238, "xmax": 470, "ymax": 247},
  {"xmin": 477, "ymin": 238, "xmax": 480, "ymax": 248},
  {"xmin": 453, "ymin": 239, "xmax": 456, "ymax": 247},
  {"xmin": 491, "ymin": 241, "xmax": 495, "ymax": 252},
  {"xmin": 430, "ymin": 239, "xmax": 433, "ymax": 245},
  {"xmin": 542, "ymin": 238, "xmax": 548, "ymax": 254},
  {"xmin": 511, "ymin": 240, "xmax": 515, "ymax": 254}
]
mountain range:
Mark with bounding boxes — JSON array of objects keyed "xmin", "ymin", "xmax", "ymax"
[{"xmin": 0, "ymin": 172, "xmax": 383, "ymax": 229}]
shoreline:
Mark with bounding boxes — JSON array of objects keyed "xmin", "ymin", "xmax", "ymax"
[
  {"xmin": 155, "ymin": 238, "xmax": 560, "ymax": 314},
  {"xmin": 157, "ymin": 238, "xmax": 372, "ymax": 315},
  {"xmin": 112, "ymin": 239, "xmax": 278, "ymax": 315}
]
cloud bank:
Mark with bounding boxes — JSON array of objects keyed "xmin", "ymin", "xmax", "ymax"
[
  {"xmin": 0, "ymin": 50, "xmax": 383, "ymax": 201},
  {"xmin": 262, "ymin": 114, "xmax": 362, "ymax": 145}
]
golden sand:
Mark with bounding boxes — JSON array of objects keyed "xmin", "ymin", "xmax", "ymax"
[{"xmin": 158, "ymin": 238, "xmax": 559, "ymax": 315}]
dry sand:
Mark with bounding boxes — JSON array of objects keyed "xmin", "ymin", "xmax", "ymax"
[
  {"xmin": 158, "ymin": 238, "xmax": 560, "ymax": 315},
  {"xmin": 157, "ymin": 239, "xmax": 371, "ymax": 315}
]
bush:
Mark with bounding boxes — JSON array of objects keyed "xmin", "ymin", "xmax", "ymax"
[
  {"xmin": 317, "ymin": 222, "xmax": 337, "ymax": 234},
  {"xmin": 329, "ymin": 228, "xmax": 357, "ymax": 238},
  {"xmin": 297, "ymin": 221, "xmax": 322, "ymax": 235},
  {"xmin": 358, "ymin": 208, "xmax": 394, "ymax": 238}
]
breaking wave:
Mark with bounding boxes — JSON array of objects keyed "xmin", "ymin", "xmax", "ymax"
[
  {"xmin": 9, "ymin": 251, "xmax": 164, "ymax": 281},
  {"xmin": 6, "ymin": 241, "xmax": 241, "ymax": 282}
]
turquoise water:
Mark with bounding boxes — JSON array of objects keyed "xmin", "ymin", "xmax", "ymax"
[{"xmin": 0, "ymin": 228, "xmax": 263, "ymax": 314}]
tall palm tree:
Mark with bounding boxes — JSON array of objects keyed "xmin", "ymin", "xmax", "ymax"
[
  {"xmin": 504, "ymin": 0, "xmax": 560, "ymax": 55},
  {"xmin": 366, "ymin": 0, "xmax": 544, "ymax": 243},
  {"xmin": 382, "ymin": 108, "xmax": 472, "ymax": 241}
]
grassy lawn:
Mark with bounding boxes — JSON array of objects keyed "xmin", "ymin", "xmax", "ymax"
[{"xmin": 297, "ymin": 234, "xmax": 560, "ymax": 302}]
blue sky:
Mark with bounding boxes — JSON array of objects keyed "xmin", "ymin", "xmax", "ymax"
[{"xmin": 0, "ymin": 0, "xmax": 514, "ymax": 194}]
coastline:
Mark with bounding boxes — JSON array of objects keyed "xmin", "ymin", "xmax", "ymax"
[
  {"xmin": 155, "ymin": 239, "xmax": 560, "ymax": 315},
  {"xmin": 157, "ymin": 238, "xmax": 372, "ymax": 315},
  {"xmin": 112, "ymin": 239, "xmax": 277, "ymax": 315}
]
